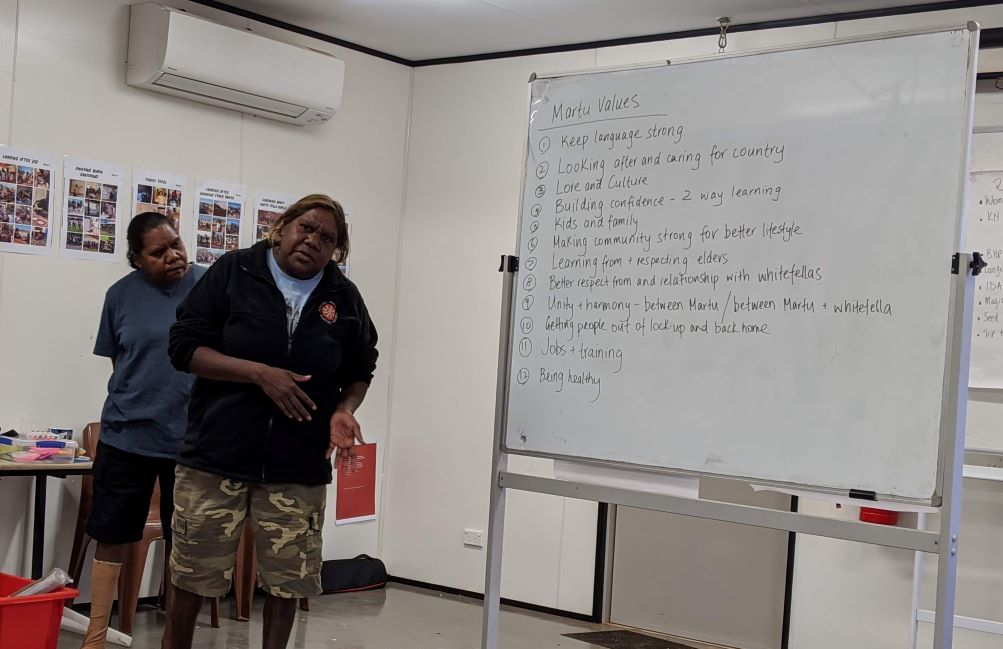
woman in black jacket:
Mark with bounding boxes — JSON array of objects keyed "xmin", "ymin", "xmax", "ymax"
[{"xmin": 164, "ymin": 194, "xmax": 377, "ymax": 649}]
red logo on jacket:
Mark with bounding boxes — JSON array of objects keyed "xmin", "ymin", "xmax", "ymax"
[{"xmin": 319, "ymin": 301, "xmax": 338, "ymax": 324}]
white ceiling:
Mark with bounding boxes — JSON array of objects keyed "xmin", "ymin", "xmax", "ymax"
[{"xmin": 218, "ymin": 0, "xmax": 955, "ymax": 62}]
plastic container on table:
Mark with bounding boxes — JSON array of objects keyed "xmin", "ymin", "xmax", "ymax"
[
  {"xmin": 0, "ymin": 438, "xmax": 78, "ymax": 462},
  {"xmin": 0, "ymin": 572, "xmax": 79, "ymax": 649}
]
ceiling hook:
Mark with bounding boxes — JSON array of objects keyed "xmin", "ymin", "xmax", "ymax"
[{"xmin": 717, "ymin": 17, "xmax": 733, "ymax": 52}]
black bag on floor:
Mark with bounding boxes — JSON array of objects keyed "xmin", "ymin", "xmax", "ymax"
[{"xmin": 321, "ymin": 554, "xmax": 388, "ymax": 594}]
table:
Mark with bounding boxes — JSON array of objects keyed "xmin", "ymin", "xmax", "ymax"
[{"xmin": 0, "ymin": 459, "xmax": 93, "ymax": 579}]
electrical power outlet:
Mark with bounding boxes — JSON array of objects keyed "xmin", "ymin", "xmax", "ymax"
[{"xmin": 463, "ymin": 528, "xmax": 485, "ymax": 548}]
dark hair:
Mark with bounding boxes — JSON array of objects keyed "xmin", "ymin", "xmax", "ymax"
[
  {"xmin": 127, "ymin": 212, "xmax": 176, "ymax": 269},
  {"xmin": 268, "ymin": 194, "xmax": 349, "ymax": 263}
]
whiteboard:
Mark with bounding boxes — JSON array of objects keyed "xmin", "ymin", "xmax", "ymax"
[
  {"xmin": 967, "ymin": 170, "xmax": 1003, "ymax": 388},
  {"xmin": 504, "ymin": 28, "xmax": 977, "ymax": 501}
]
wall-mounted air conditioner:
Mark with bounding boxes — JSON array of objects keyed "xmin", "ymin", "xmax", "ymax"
[{"xmin": 126, "ymin": 3, "xmax": 344, "ymax": 125}]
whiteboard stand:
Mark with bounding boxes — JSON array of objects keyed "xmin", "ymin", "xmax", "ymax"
[
  {"xmin": 480, "ymin": 257, "xmax": 515, "ymax": 649},
  {"xmin": 482, "ymin": 253, "xmax": 978, "ymax": 649},
  {"xmin": 910, "ymin": 458, "xmax": 1003, "ymax": 649}
]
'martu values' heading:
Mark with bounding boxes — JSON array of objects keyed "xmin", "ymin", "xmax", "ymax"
[{"xmin": 551, "ymin": 94, "xmax": 641, "ymax": 123}]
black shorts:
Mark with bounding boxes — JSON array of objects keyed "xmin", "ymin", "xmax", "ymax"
[{"xmin": 86, "ymin": 441, "xmax": 176, "ymax": 545}]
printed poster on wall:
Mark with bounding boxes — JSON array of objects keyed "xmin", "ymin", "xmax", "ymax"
[
  {"xmin": 194, "ymin": 179, "xmax": 245, "ymax": 266},
  {"xmin": 335, "ymin": 442, "xmax": 377, "ymax": 525},
  {"xmin": 967, "ymin": 170, "xmax": 1003, "ymax": 388},
  {"xmin": 0, "ymin": 145, "xmax": 55, "ymax": 256},
  {"xmin": 340, "ymin": 222, "xmax": 351, "ymax": 277},
  {"xmin": 61, "ymin": 157, "xmax": 125, "ymax": 262},
  {"xmin": 134, "ymin": 169, "xmax": 186, "ymax": 235},
  {"xmin": 252, "ymin": 190, "xmax": 295, "ymax": 245}
]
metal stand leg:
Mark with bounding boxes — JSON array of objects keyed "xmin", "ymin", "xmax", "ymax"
[
  {"xmin": 481, "ymin": 458, "xmax": 508, "ymax": 649},
  {"xmin": 931, "ymin": 253, "xmax": 975, "ymax": 649},
  {"xmin": 781, "ymin": 496, "xmax": 799, "ymax": 649},
  {"xmin": 933, "ymin": 513, "xmax": 961, "ymax": 649},
  {"xmin": 600, "ymin": 504, "xmax": 617, "ymax": 624},
  {"xmin": 483, "ymin": 257, "xmax": 518, "ymax": 649},
  {"xmin": 911, "ymin": 512, "xmax": 928, "ymax": 649},
  {"xmin": 32, "ymin": 474, "xmax": 46, "ymax": 579}
]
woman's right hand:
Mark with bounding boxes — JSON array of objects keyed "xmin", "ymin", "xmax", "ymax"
[
  {"xmin": 187, "ymin": 348, "xmax": 318, "ymax": 422},
  {"xmin": 253, "ymin": 365, "xmax": 317, "ymax": 422}
]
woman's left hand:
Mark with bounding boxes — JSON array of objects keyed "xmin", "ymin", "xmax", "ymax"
[{"xmin": 328, "ymin": 409, "xmax": 364, "ymax": 460}]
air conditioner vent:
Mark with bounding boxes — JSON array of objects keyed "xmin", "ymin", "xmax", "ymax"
[{"xmin": 153, "ymin": 73, "xmax": 308, "ymax": 118}]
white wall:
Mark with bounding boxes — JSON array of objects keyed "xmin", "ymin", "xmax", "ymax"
[
  {"xmin": 0, "ymin": 0, "xmax": 411, "ymax": 600},
  {"xmin": 2, "ymin": 0, "xmax": 1002, "ymax": 640},
  {"xmin": 382, "ymin": 49, "xmax": 601, "ymax": 614},
  {"xmin": 386, "ymin": 0, "xmax": 1003, "ymax": 639}
]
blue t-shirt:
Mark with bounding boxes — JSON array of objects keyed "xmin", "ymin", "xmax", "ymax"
[
  {"xmin": 267, "ymin": 249, "xmax": 323, "ymax": 337},
  {"xmin": 94, "ymin": 265, "xmax": 205, "ymax": 458}
]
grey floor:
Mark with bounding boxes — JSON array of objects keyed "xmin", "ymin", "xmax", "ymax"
[{"xmin": 57, "ymin": 583, "xmax": 624, "ymax": 649}]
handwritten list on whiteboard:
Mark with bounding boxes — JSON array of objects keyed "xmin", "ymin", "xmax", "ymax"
[
  {"xmin": 503, "ymin": 29, "xmax": 974, "ymax": 500},
  {"xmin": 968, "ymin": 171, "xmax": 1003, "ymax": 388}
]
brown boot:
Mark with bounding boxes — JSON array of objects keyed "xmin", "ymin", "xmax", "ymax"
[{"xmin": 80, "ymin": 559, "xmax": 122, "ymax": 649}]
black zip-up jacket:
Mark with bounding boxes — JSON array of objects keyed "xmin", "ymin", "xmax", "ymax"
[{"xmin": 168, "ymin": 240, "xmax": 378, "ymax": 485}]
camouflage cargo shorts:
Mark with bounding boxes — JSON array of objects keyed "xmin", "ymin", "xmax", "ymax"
[{"xmin": 170, "ymin": 465, "xmax": 326, "ymax": 599}]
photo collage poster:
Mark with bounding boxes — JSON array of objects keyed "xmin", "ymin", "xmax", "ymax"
[
  {"xmin": 0, "ymin": 145, "xmax": 55, "ymax": 256},
  {"xmin": 134, "ymin": 169, "xmax": 186, "ymax": 236},
  {"xmin": 194, "ymin": 179, "xmax": 245, "ymax": 266},
  {"xmin": 252, "ymin": 190, "xmax": 295, "ymax": 245},
  {"xmin": 61, "ymin": 157, "xmax": 125, "ymax": 262},
  {"xmin": 340, "ymin": 222, "xmax": 351, "ymax": 277}
]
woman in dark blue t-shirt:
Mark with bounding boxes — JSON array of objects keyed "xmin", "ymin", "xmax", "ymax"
[{"xmin": 79, "ymin": 212, "xmax": 204, "ymax": 649}]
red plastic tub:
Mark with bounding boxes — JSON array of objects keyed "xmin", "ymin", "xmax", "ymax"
[
  {"xmin": 0, "ymin": 573, "xmax": 79, "ymax": 649},
  {"xmin": 859, "ymin": 507, "xmax": 900, "ymax": 526}
]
